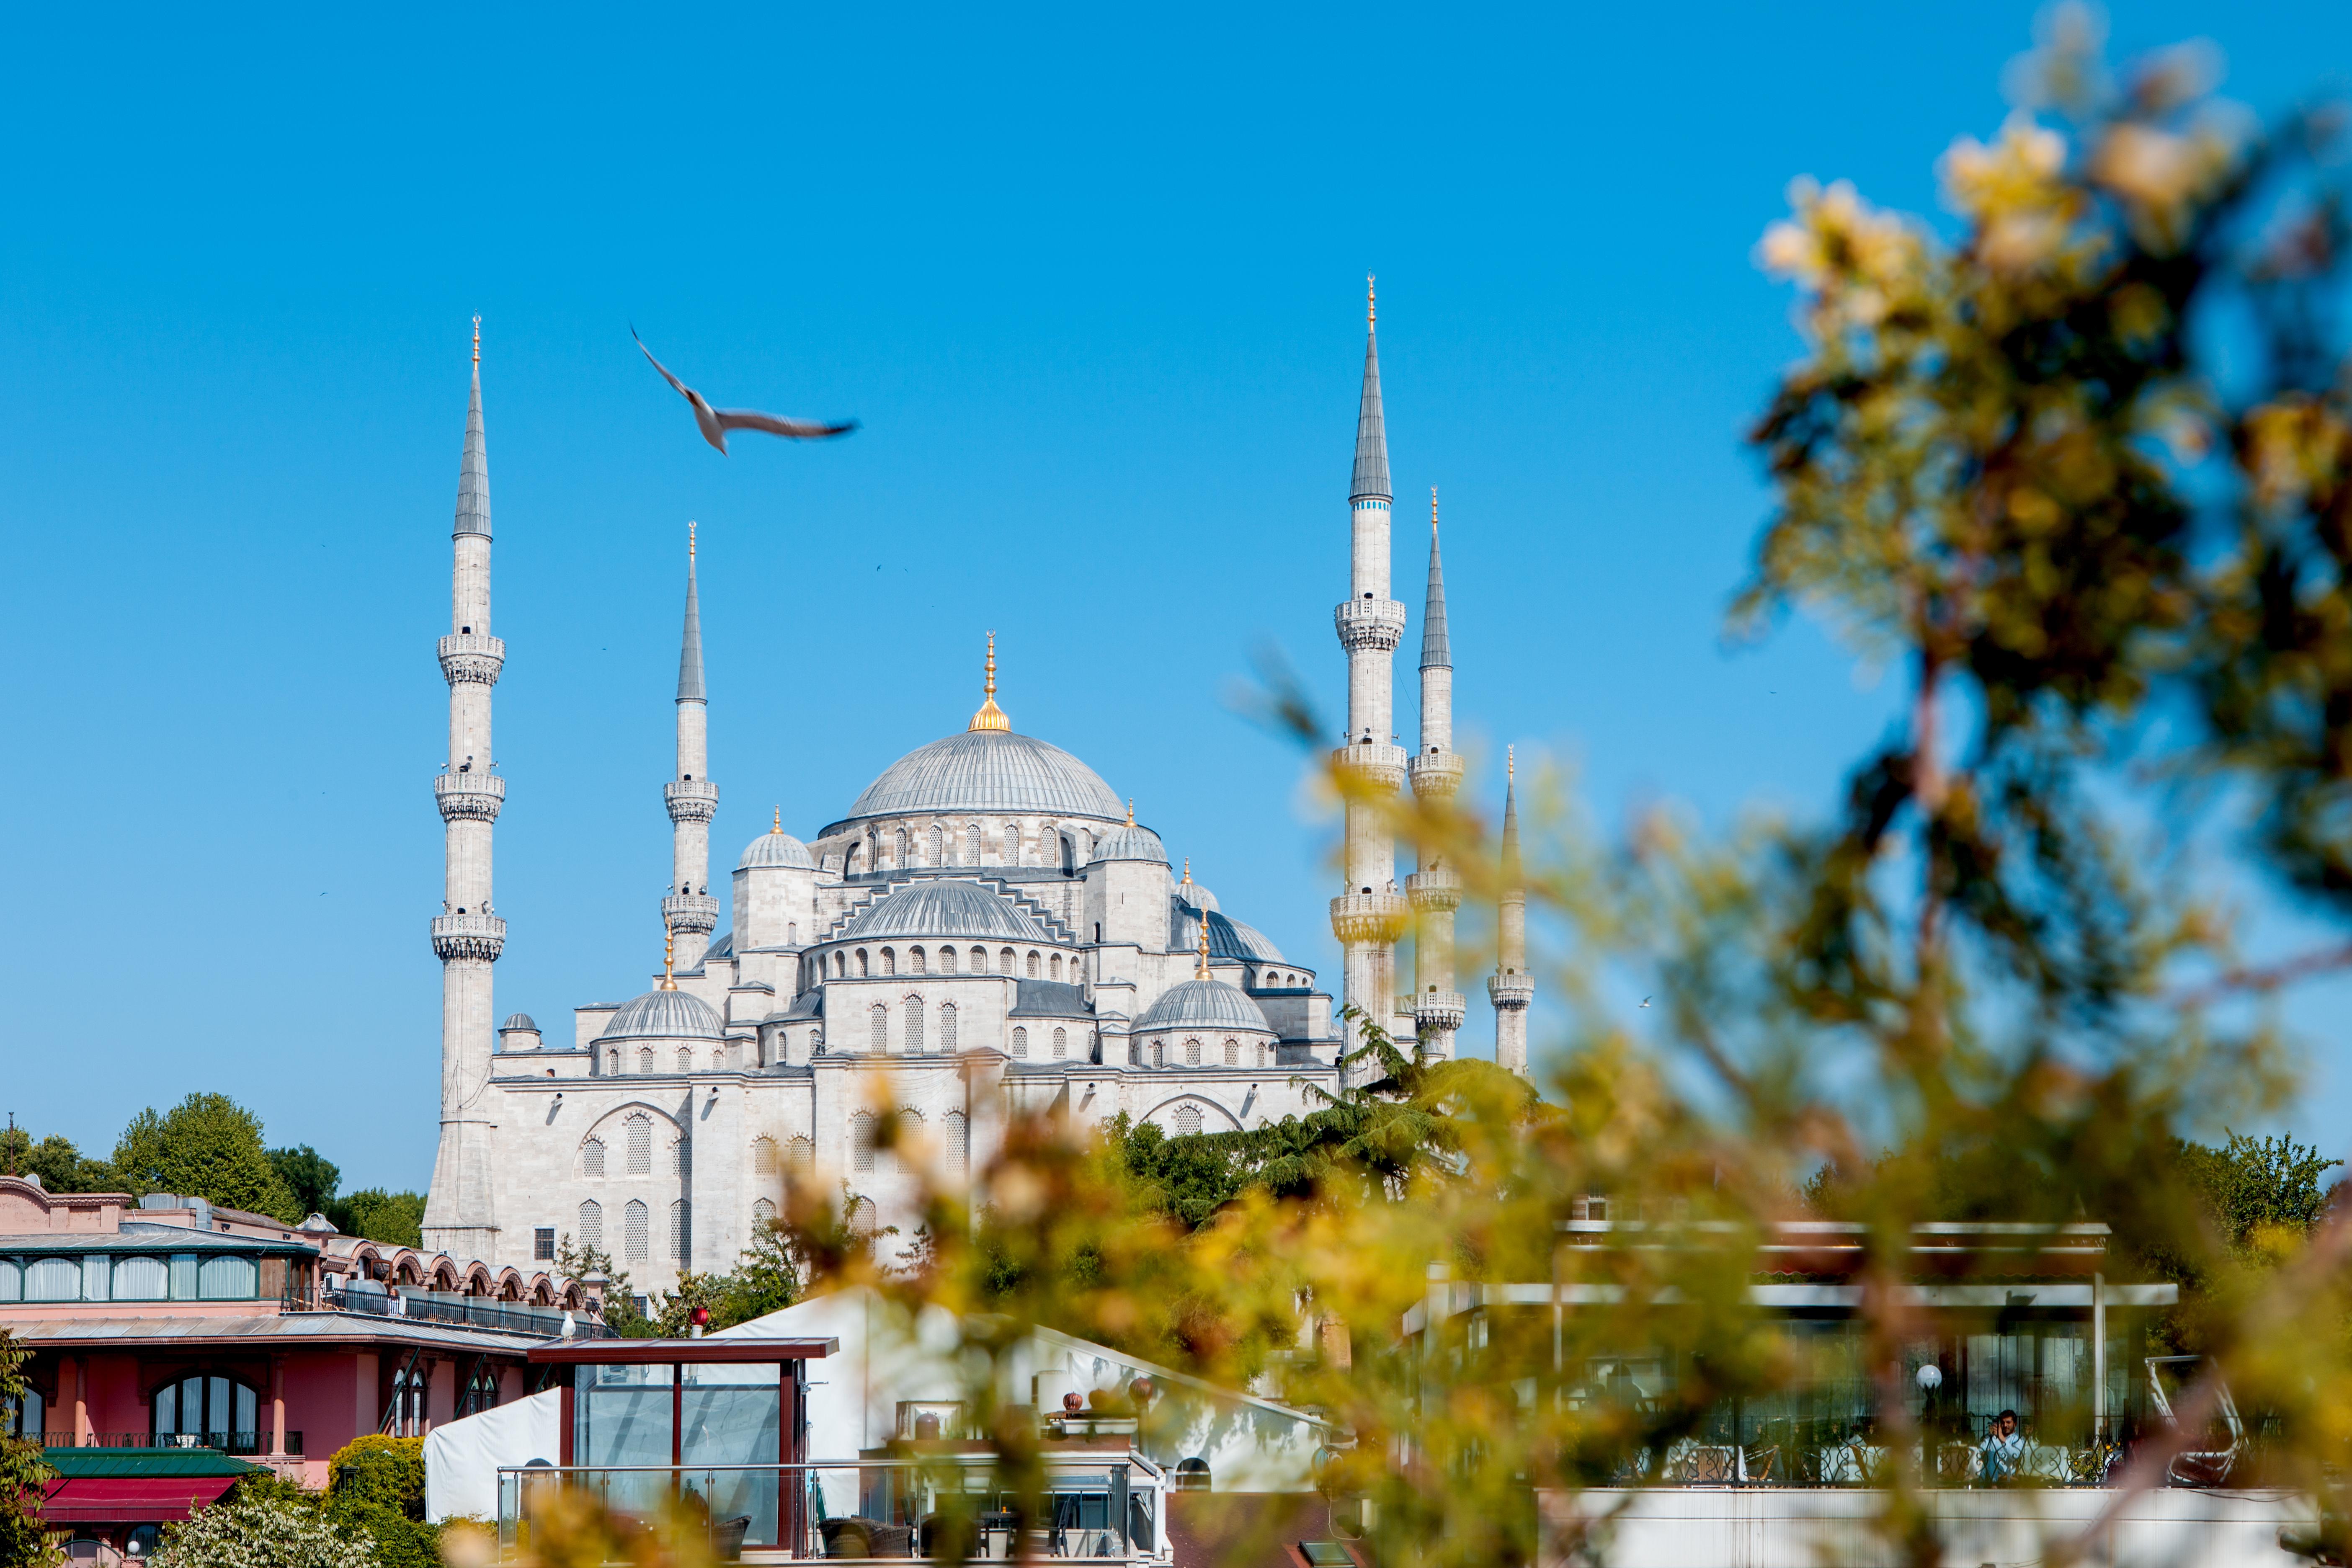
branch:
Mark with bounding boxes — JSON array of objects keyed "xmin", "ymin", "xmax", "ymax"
[{"xmin": 2169, "ymin": 941, "xmax": 2352, "ymax": 1008}]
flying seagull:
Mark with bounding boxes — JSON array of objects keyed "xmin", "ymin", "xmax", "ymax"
[{"xmin": 632, "ymin": 328, "xmax": 858, "ymax": 454}]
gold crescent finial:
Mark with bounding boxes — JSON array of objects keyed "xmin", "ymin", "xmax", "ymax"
[
  {"xmin": 772, "ymin": 806, "xmax": 782, "ymax": 835},
  {"xmin": 471, "ymin": 315, "xmax": 481, "ymax": 364},
  {"xmin": 1367, "ymin": 273, "xmax": 1376, "ymax": 328},
  {"xmin": 1197, "ymin": 906, "xmax": 1212, "ymax": 979},
  {"xmin": 1182, "ymin": 856, "xmax": 1191, "ymax": 884},
  {"xmin": 660, "ymin": 926, "xmax": 677, "ymax": 990},
  {"xmin": 967, "ymin": 630, "xmax": 1009, "ymax": 731},
  {"xmin": 1126, "ymin": 799, "xmax": 1135, "ymax": 826}
]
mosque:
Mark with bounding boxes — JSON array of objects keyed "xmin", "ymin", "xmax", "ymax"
[{"xmin": 417, "ymin": 291, "xmax": 1533, "ymax": 1294}]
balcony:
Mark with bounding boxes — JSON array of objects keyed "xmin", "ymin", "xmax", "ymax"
[
  {"xmin": 434, "ymin": 770, "xmax": 507, "ymax": 822},
  {"xmin": 41, "ymin": 1431, "xmax": 303, "ymax": 1457},
  {"xmin": 431, "ymin": 912, "xmax": 507, "ymax": 962},
  {"xmin": 663, "ymin": 893, "xmax": 721, "ymax": 934},
  {"xmin": 312, "ymin": 1284, "xmax": 615, "ymax": 1340},
  {"xmin": 665, "ymin": 779, "xmax": 720, "ymax": 823}
]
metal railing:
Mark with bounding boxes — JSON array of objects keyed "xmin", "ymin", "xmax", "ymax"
[
  {"xmin": 41, "ymin": 1431, "xmax": 304, "ymax": 1457},
  {"xmin": 311, "ymin": 1287, "xmax": 615, "ymax": 1339},
  {"xmin": 496, "ymin": 1456, "xmax": 1166, "ymax": 1562},
  {"xmin": 1616, "ymin": 1436, "xmax": 2126, "ymax": 1488}
]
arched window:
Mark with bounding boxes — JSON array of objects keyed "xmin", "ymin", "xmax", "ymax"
[
  {"xmin": 787, "ymin": 1135, "xmax": 814, "ymax": 1173},
  {"xmin": 970, "ymin": 946, "xmax": 986, "ymax": 971},
  {"xmin": 998, "ymin": 947, "xmax": 1015, "ymax": 974},
  {"xmin": 1224, "ymin": 1038, "xmax": 1240, "ymax": 1066},
  {"xmin": 857, "ymin": 949, "xmax": 870, "ymax": 976},
  {"xmin": 624, "ymin": 1199, "xmax": 650, "ymax": 1261},
  {"xmin": 810, "ymin": 1030, "xmax": 824, "ymax": 1055},
  {"xmin": 928, "ymin": 825, "xmax": 945, "ymax": 864},
  {"xmin": 716, "ymin": 1045, "xmax": 730, "ymax": 1073},
  {"xmin": 581, "ymin": 1139, "xmax": 606, "ymax": 1179},
  {"xmin": 896, "ymin": 827, "xmax": 910, "ymax": 866},
  {"xmin": 152, "ymin": 1372, "xmax": 263, "ymax": 1447},
  {"xmin": 1012, "ymin": 1027, "xmax": 1029, "ymax": 1058},
  {"xmin": 944, "ymin": 1111, "xmax": 969, "ymax": 1173},
  {"xmin": 1257, "ymin": 1042, "xmax": 1270, "ymax": 1068},
  {"xmin": 753, "ymin": 1198, "xmax": 777, "ymax": 1225},
  {"xmin": 939, "ymin": 946, "xmax": 957, "ymax": 974},
  {"xmin": 940, "ymin": 1002, "xmax": 958, "ymax": 1052},
  {"xmin": 637, "ymin": 1048, "xmax": 654, "ymax": 1075},
  {"xmin": 905, "ymin": 995, "xmax": 925, "ymax": 1054},
  {"xmin": 676, "ymin": 1047, "xmax": 692, "ymax": 1074},
  {"xmin": 871, "ymin": 1003, "xmax": 888, "ymax": 1052},
  {"xmin": 1026, "ymin": 951, "xmax": 1040, "ymax": 978},
  {"xmin": 1001, "ymin": 823, "xmax": 1021, "ymax": 864},
  {"xmin": 1185, "ymin": 1038, "xmax": 1202, "ymax": 1066},
  {"xmin": 673, "ymin": 1138, "xmax": 692, "ymax": 1178},
  {"xmin": 626, "ymin": 1114, "xmax": 652, "ymax": 1176},
  {"xmin": 1153, "ymin": 1041, "xmax": 1165, "ymax": 1068},
  {"xmin": 851, "ymin": 1113, "xmax": 876, "ymax": 1174},
  {"xmin": 882, "ymin": 947, "xmax": 897, "ymax": 976},
  {"xmin": 1052, "ymin": 1027, "xmax": 1067, "ymax": 1060},
  {"xmin": 965, "ymin": 823, "xmax": 982, "ymax": 864},
  {"xmin": 845, "ymin": 839, "xmax": 862, "ymax": 875},
  {"xmin": 670, "ymin": 1199, "xmax": 692, "ymax": 1263},
  {"xmin": 578, "ymin": 1201, "xmax": 603, "ymax": 1250},
  {"xmin": 836, "ymin": 952, "xmax": 848, "ymax": 977},
  {"xmin": 605, "ymin": 1048, "xmax": 618, "ymax": 1075},
  {"xmin": 1050, "ymin": 954, "xmax": 1062, "ymax": 980},
  {"xmin": 753, "ymin": 1138, "xmax": 778, "ymax": 1177},
  {"xmin": 847, "ymin": 1197, "xmax": 878, "ymax": 1237},
  {"xmin": 1073, "ymin": 828, "xmax": 1092, "ymax": 863},
  {"xmin": 1128, "ymin": 1040, "xmax": 1142, "ymax": 1065},
  {"xmin": 461, "ymin": 1366, "xmax": 500, "ymax": 1418},
  {"xmin": 910, "ymin": 946, "xmax": 926, "ymax": 975},
  {"xmin": 1174, "ymin": 1104, "xmax": 1203, "ymax": 1137}
]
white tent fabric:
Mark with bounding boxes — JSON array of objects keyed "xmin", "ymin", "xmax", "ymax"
[{"xmin": 424, "ymin": 1388, "xmax": 562, "ymax": 1522}]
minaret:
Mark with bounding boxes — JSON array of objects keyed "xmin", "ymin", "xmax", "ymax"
[
  {"xmin": 423, "ymin": 317, "xmax": 505, "ymax": 1260},
  {"xmin": 663, "ymin": 523, "xmax": 720, "ymax": 971},
  {"xmin": 1329, "ymin": 276, "xmax": 1410, "ymax": 1080},
  {"xmin": 1488, "ymin": 747, "xmax": 1533, "ymax": 1075},
  {"xmin": 1407, "ymin": 489, "xmax": 1466, "ymax": 1058}
]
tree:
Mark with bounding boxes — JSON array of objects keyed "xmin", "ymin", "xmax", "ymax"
[
  {"xmin": 268, "ymin": 1146, "xmax": 341, "ymax": 1221},
  {"xmin": 554, "ymin": 1235, "xmax": 648, "ymax": 1337},
  {"xmin": 112, "ymin": 1094, "xmax": 301, "ymax": 1222},
  {"xmin": 0, "ymin": 1126, "xmax": 115, "ymax": 1195},
  {"xmin": 322, "ymin": 1436, "xmax": 436, "ymax": 1568},
  {"xmin": 151, "ymin": 1488, "xmax": 374, "ymax": 1568},
  {"xmin": 0, "ymin": 1328, "xmax": 58, "ymax": 1567},
  {"xmin": 2180, "ymin": 1132, "xmax": 2340, "ymax": 1254},
  {"xmin": 324, "ymin": 1191, "xmax": 425, "ymax": 1250},
  {"xmin": 647, "ymin": 1221, "xmax": 803, "ymax": 1336}
]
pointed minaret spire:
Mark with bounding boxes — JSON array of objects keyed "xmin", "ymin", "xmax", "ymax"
[
  {"xmin": 663, "ymin": 522, "xmax": 720, "ymax": 970},
  {"xmin": 1332, "ymin": 278, "xmax": 1410, "ymax": 1084},
  {"xmin": 1406, "ymin": 486, "xmax": 1466, "ymax": 1057},
  {"xmin": 425, "ymin": 317, "xmax": 506, "ymax": 1262},
  {"xmin": 1489, "ymin": 745, "xmax": 1533, "ymax": 1075}
]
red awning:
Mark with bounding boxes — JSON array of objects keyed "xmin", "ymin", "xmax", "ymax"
[{"xmin": 38, "ymin": 1475, "xmax": 239, "ymax": 1523}]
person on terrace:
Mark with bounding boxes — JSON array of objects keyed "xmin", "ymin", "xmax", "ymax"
[{"xmin": 1981, "ymin": 1409, "xmax": 2025, "ymax": 1483}]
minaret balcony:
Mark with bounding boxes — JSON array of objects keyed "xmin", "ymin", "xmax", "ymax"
[
  {"xmin": 437, "ymin": 633, "xmax": 505, "ymax": 686},
  {"xmin": 433, "ymin": 770, "xmax": 506, "ymax": 823},
  {"xmin": 1405, "ymin": 867, "xmax": 1462, "ymax": 912},
  {"xmin": 1330, "ymin": 891, "xmax": 1411, "ymax": 944},
  {"xmin": 1330, "ymin": 743, "xmax": 1408, "ymax": 789},
  {"xmin": 665, "ymin": 779, "xmax": 720, "ymax": 824},
  {"xmin": 1407, "ymin": 750, "xmax": 1465, "ymax": 799},
  {"xmin": 1333, "ymin": 597, "xmax": 1407, "ymax": 654},
  {"xmin": 1488, "ymin": 973, "xmax": 1534, "ymax": 1011},
  {"xmin": 663, "ymin": 893, "xmax": 721, "ymax": 934},
  {"xmin": 1414, "ymin": 990, "xmax": 1468, "ymax": 1032},
  {"xmin": 431, "ymin": 913, "xmax": 507, "ymax": 962}
]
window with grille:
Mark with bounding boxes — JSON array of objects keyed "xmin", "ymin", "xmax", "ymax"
[
  {"xmin": 882, "ymin": 947, "xmax": 897, "ymax": 976},
  {"xmin": 965, "ymin": 824, "xmax": 981, "ymax": 864},
  {"xmin": 945, "ymin": 1111, "xmax": 969, "ymax": 1172},
  {"xmin": 1052, "ymin": 1027, "xmax": 1067, "ymax": 1059},
  {"xmin": 858, "ymin": 949, "xmax": 869, "ymax": 976},
  {"xmin": 673, "ymin": 1138, "xmax": 691, "ymax": 1178},
  {"xmin": 637, "ymin": 1048, "xmax": 654, "ymax": 1075},
  {"xmin": 1026, "ymin": 952, "xmax": 1039, "ymax": 978},
  {"xmin": 1174, "ymin": 1105, "xmax": 1203, "ymax": 1136},
  {"xmin": 624, "ymin": 1200, "xmax": 650, "ymax": 1261},
  {"xmin": 939, "ymin": 946, "xmax": 957, "ymax": 974},
  {"xmin": 999, "ymin": 947, "xmax": 1014, "ymax": 973},
  {"xmin": 1258, "ymin": 1042, "xmax": 1269, "ymax": 1068},
  {"xmin": 753, "ymin": 1138, "xmax": 778, "ymax": 1176},
  {"xmin": 582, "ymin": 1138, "xmax": 606, "ymax": 1178},
  {"xmin": 676, "ymin": 1048, "xmax": 692, "ymax": 1073},
  {"xmin": 788, "ymin": 1135, "xmax": 814, "ymax": 1172},
  {"xmin": 1002, "ymin": 823, "xmax": 1020, "ymax": 862},
  {"xmin": 905, "ymin": 995, "xmax": 925, "ymax": 1053},
  {"xmin": 1153, "ymin": 1041, "xmax": 1165, "ymax": 1068},
  {"xmin": 897, "ymin": 828, "xmax": 910, "ymax": 864},
  {"xmin": 872, "ymin": 1003, "xmax": 888, "ymax": 1051},
  {"xmin": 910, "ymin": 946, "xmax": 926, "ymax": 975},
  {"xmin": 848, "ymin": 1197, "xmax": 877, "ymax": 1237},
  {"xmin": 851, "ymin": 1113, "xmax": 876, "ymax": 1173},
  {"xmin": 534, "ymin": 1228, "xmax": 555, "ymax": 1261},
  {"xmin": 928, "ymin": 825, "xmax": 944, "ymax": 863},
  {"xmin": 970, "ymin": 946, "xmax": 986, "ymax": 972},
  {"xmin": 1185, "ymin": 1038, "xmax": 1202, "ymax": 1066},
  {"xmin": 606, "ymin": 1049, "xmax": 618, "ymax": 1075},
  {"xmin": 1012, "ymin": 1026, "xmax": 1028, "ymax": 1058},
  {"xmin": 754, "ymin": 1198, "xmax": 776, "ymax": 1225},
  {"xmin": 1050, "ymin": 954, "xmax": 1062, "ymax": 980},
  {"xmin": 940, "ymin": 1002, "xmax": 958, "ymax": 1052},
  {"xmin": 626, "ymin": 1114, "xmax": 652, "ymax": 1175},
  {"xmin": 579, "ymin": 1201, "xmax": 603, "ymax": 1251},
  {"xmin": 670, "ymin": 1200, "xmax": 691, "ymax": 1262},
  {"xmin": 1224, "ymin": 1038, "xmax": 1239, "ymax": 1065}
]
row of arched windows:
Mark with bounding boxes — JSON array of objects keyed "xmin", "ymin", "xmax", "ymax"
[
  {"xmin": 840, "ymin": 821, "xmax": 1096, "ymax": 874},
  {"xmin": 847, "ymin": 1109, "xmax": 970, "ymax": 1175},
  {"xmin": 749, "ymin": 1135, "xmax": 815, "ymax": 1176},
  {"xmin": 600, "ymin": 1041, "xmax": 753, "ymax": 1076},
  {"xmin": 578, "ymin": 1115, "xmax": 684, "ymax": 1180},
  {"xmin": 826, "ymin": 946, "xmax": 1071, "ymax": 980},
  {"xmin": 1131, "ymin": 1037, "xmax": 1266, "ymax": 1068},
  {"xmin": 576, "ymin": 1198, "xmax": 690, "ymax": 1263},
  {"xmin": 1009, "ymin": 1026, "xmax": 1086, "ymax": 1060},
  {"xmin": 865, "ymin": 997, "xmax": 974, "ymax": 1055}
]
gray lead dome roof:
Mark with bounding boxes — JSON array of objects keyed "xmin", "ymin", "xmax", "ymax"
[
  {"xmin": 838, "ymin": 880, "xmax": 1049, "ymax": 943},
  {"xmin": 738, "ymin": 830, "xmax": 815, "ymax": 870},
  {"xmin": 1134, "ymin": 978, "xmax": 1274, "ymax": 1035},
  {"xmin": 1091, "ymin": 823, "xmax": 1167, "ymax": 864},
  {"xmin": 597, "ymin": 988, "xmax": 724, "ymax": 1042},
  {"xmin": 829, "ymin": 730, "xmax": 1124, "ymax": 828}
]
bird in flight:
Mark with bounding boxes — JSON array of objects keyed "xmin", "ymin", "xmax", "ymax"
[{"xmin": 632, "ymin": 328, "xmax": 858, "ymax": 454}]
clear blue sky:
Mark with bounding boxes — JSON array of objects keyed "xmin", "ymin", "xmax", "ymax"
[{"xmin": 2, "ymin": 3, "xmax": 2345, "ymax": 1195}]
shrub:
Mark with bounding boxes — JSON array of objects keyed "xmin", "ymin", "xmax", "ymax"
[
  {"xmin": 325, "ymin": 1435, "xmax": 437, "ymax": 1568},
  {"xmin": 150, "ymin": 1490, "xmax": 375, "ymax": 1568}
]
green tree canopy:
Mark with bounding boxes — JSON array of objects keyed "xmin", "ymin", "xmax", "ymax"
[
  {"xmin": 113, "ymin": 1093, "xmax": 302, "ymax": 1223},
  {"xmin": 268, "ymin": 1145, "xmax": 341, "ymax": 1221},
  {"xmin": 0, "ymin": 1124, "xmax": 116, "ymax": 1194},
  {"xmin": 325, "ymin": 1190, "xmax": 425, "ymax": 1250}
]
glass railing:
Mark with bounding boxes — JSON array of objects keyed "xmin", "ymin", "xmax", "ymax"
[{"xmin": 495, "ymin": 1457, "xmax": 1164, "ymax": 1561}]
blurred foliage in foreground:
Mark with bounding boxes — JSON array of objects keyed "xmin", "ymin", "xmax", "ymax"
[{"xmin": 742, "ymin": 12, "xmax": 2352, "ymax": 1568}]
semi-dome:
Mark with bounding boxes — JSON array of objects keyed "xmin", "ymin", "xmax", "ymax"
[
  {"xmin": 597, "ymin": 988, "xmax": 723, "ymax": 1043},
  {"xmin": 738, "ymin": 828, "xmax": 815, "ymax": 870},
  {"xmin": 500, "ymin": 1013, "xmax": 539, "ymax": 1032},
  {"xmin": 1090, "ymin": 823, "xmax": 1168, "ymax": 864},
  {"xmin": 1175, "ymin": 906, "xmax": 1287, "ymax": 963},
  {"xmin": 1134, "ymin": 978, "xmax": 1274, "ymax": 1035},
  {"xmin": 838, "ymin": 880, "xmax": 1049, "ymax": 943},
  {"xmin": 829, "ymin": 729, "xmax": 1124, "ymax": 828}
]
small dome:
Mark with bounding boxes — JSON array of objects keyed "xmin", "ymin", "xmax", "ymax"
[
  {"xmin": 500, "ymin": 1013, "xmax": 539, "ymax": 1032},
  {"xmin": 739, "ymin": 830, "xmax": 815, "ymax": 870},
  {"xmin": 839, "ymin": 880, "xmax": 1049, "ymax": 943},
  {"xmin": 596, "ymin": 988, "xmax": 723, "ymax": 1043},
  {"xmin": 1134, "ymin": 978, "xmax": 1274, "ymax": 1036},
  {"xmin": 1175, "ymin": 876, "xmax": 1218, "ymax": 912},
  {"xmin": 1091, "ymin": 823, "xmax": 1168, "ymax": 865}
]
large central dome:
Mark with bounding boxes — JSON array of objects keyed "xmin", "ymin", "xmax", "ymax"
[{"xmin": 828, "ymin": 729, "xmax": 1125, "ymax": 829}]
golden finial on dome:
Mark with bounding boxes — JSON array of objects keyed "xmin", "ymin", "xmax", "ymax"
[
  {"xmin": 968, "ymin": 630, "xmax": 1010, "ymax": 732},
  {"xmin": 1196, "ymin": 907, "xmax": 1212, "ymax": 979},
  {"xmin": 1182, "ymin": 857, "xmax": 1191, "ymax": 885},
  {"xmin": 771, "ymin": 806, "xmax": 782, "ymax": 834},
  {"xmin": 1126, "ymin": 799, "xmax": 1135, "ymax": 826},
  {"xmin": 472, "ymin": 315, "xmax": 480, "ymax": 364},
  {"xmin": 659, "ymin": 926, "xmax": 677, "ymax": 991},
  {"xmin": 1367, "ymin": 273, "xmax": 1375, "ymax": 328}
]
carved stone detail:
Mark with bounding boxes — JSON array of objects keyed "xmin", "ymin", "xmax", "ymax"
[
  {"xmin": 665, "ymin": 779, "xmax": 720, "ymax": 824},
  {"xmin": 1488, "ymin": 975, "xmax": 1534, "ymax": 1011},
  {"xmin": 1333, "ymin": 597, "xmax": 1407, "ymax": 653},
  {"xmin": 1407, "ymin": 751, "xmax": 1465, "ymax": 799},
  {"xmin": 1330, "ymin": 891, "xmax": 1411, "ymax": 944},
  {"xmin": 1414, "ymin": 990, "xmax": 1469, "ymax": 1032},
  {"xmin": 431, "ymin": 913, "xmax": 507, "ymax": 961},
  {"xmin": 663, "ymin": 893, "xmax": 721, "ymax": 934},
  {"xmin": 1404, "ymin": 867, "xmax": 1462, "ymax": 912},
  {"xmin": 434, "ymin": 771, "xmax": 506, "ymax": 822},
  {"xmin": 1330, "ymin": 743, "xmax": 1408, "ymax": 790},
  {"xmin": 438, "ymin": 633, "xmax": 506, "ymax": 686}
]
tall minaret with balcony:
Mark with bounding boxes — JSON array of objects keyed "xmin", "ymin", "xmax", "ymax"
[
  {"xmin": 1488, "ymin": 748, "xmax": 1533, "ymax": 1075},
  {"xmin": 1329, "ymin": 278, "xmax": 1410, "ymax": 1078},
  {"xmin": 423, "ymin": 318, "xmax": 505, "ymax": 1259},
  {"xmin": 663, "ymin": 524, "xmax": 720, "ymax": 970},
  {"xmin": 1407, "ymin": 490, "xmax": 1465, "ymax": 1058}
]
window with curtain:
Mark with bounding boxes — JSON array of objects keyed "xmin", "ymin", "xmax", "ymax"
[
  {"xmin": 851, "ymin": 1113, "xmax": 876, "ymax": 1173},
  {"xmin": 113, "ymin": 1256, "xmax": 168, "ymax": 1301},
  {"xmin": 624, "ymin": 1200, "xmax": 650, "ymax": 1261},
  {"xmin": 1012, "ymin": 1026, "xmax": 1028, "ymax": 1058},
  {"xmin": 627, "ymin": 1114, "xmax": 653, "ymax": 1175},
  {"xmin": 670, "ymin": 1200, "xmax": 692, "ymax": 1263},
  {"xmin": 23, "ymin": 1259, "xmax": 80, "ymax": 1302},
  {"xmin": 153, "ymin": 1374, "xmax": 259, "ymax": 1446},
  {"xmin": 197, "ymin": 1256, "xmax": 257, "ymax": 1300},
  {"xmin": 940, "ymin": 1003, "xmax": 958, "ymax": 1052},
  {"xmin": 872, "ymin": 1003, "xmax": 888, "ymax": 1050},
  {"xmin": 905, "ymin": 996, "xmax": 924, "ymax": 1054},
  {"xmin": 582, "ymin": 1138, "xmax": 606, "ymax": 1178},
  {"xmin": 580, "ymin": 1200, "xmax": 604, "ymax": 1250}
]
